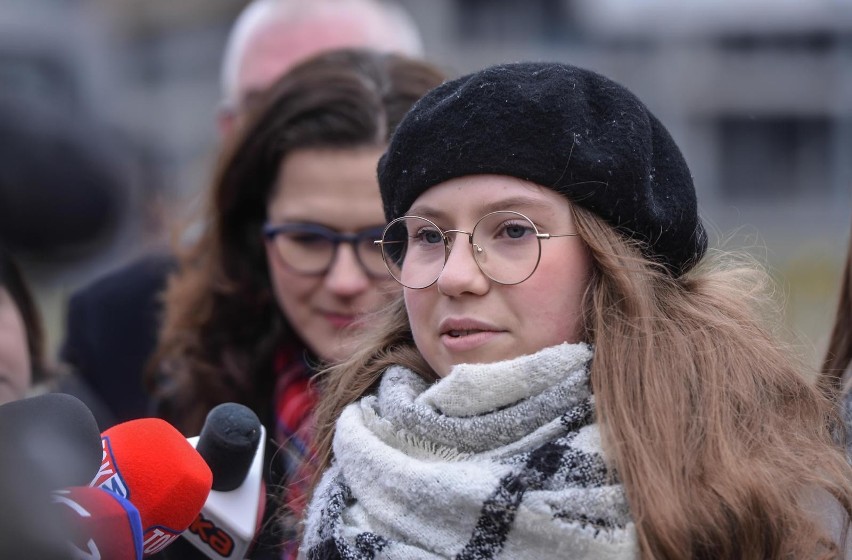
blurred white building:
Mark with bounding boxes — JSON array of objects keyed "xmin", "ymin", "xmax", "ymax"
[
  {"xmin": 400, "ymin": 0, "xmax": 852, "ymax": 355},
  {"xmin": 2, "ymin": 0, "xmax": 850, "ymax": 356}
]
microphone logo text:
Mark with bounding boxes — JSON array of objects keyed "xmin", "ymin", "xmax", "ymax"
[
  {"xmin": 90, "ymin": 436, "xmax": 129, "ymax": 499},
  {"xmin": 188, "ymin": 512, "xmax": 236, "ymax": 557},
  {"xmin": 144, "ymin": 527, "xmax": 180, "ymax": 555}
]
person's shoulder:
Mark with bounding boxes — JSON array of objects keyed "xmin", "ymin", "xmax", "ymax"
[
  {"xmin": 70, "ymin": 251, "xmax": 177, "ymax": 305},
  {"xmin": 95, "ymin": 251, "xmax": 176, "ymax": 286}
]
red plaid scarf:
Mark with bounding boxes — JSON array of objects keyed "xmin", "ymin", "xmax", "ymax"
[{"xmin": 272, "ymin": 344, "xmax": 319, "ymax": 559}]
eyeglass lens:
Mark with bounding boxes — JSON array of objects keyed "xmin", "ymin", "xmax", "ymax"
[
  {"xmin": 270, "ymin": 227, "xmax": 387, "ymax": 276},
  {"xmin": 380, "ymin": 211, "xmax": 542, "ymax": 289}
]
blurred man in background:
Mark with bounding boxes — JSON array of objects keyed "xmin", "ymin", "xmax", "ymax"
[
  {"xmin": 217, "ymin": 0, "xmax": 422, "ymax": 137},
  {"xmin": 59, "ymin": 0, "xmax": 424, "ymax": 427}
]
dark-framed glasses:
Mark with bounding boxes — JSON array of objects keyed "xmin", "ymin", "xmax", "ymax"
[
  {"xmin": 375, "ymin": 210, "xmax": 579, "ymax": 289},
  {"xmin": 263, "ymin": 222, "xmax": 389, "ymax": 278}
]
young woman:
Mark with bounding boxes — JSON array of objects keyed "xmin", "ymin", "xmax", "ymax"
[
  {"xmin": 0, "ymin": 245, "xmax": 46, "ymax": 405},
  {"xmin": 145, "ymin": 49, "xmax": 444, "ymax": 558},
  {"xmin": 822, "ymin": 219, "xmax": 852, "ymax": 455},
  {"xmin": 301, "ymin": 62, "xmax": 852, "ymax": 559}
]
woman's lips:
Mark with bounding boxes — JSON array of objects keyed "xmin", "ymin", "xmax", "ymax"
[
  {"xmin": 322, "ymin": 311, "xmax": 359, "ymax": 329},
  {"xmin": 437, "ymin": 318, "xmax": 506, "ymax": 353},
  {"xmin": 440, "ymin": 329, "xmax": 503, "ymax": 352}
]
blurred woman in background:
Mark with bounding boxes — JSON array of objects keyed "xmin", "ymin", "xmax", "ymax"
[
  {"xmin": 146, "ymin": 48, "xmax": 444, "ymax": 558},
  {"xmin": 0, "ymin": 245, "xmax": 47, "ymax": 405}
]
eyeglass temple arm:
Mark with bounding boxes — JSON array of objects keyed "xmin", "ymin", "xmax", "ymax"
[{"xmin": 537, "ymin": 232, "xmax": 579, "ymax": 239}]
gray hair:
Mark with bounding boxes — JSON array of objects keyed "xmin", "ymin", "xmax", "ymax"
[{"xmin": 219, "ymin": 0, "xmax": 423, "ymax": 107}]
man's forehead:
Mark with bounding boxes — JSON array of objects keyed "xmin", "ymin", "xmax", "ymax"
[{"xmin": 234, "ymin": 13, "xmax": 380, "ymax": 102}]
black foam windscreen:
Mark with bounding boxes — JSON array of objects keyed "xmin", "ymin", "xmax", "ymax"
[
  {"xmin": 0, "ymin": 393, "xmax": 104, "ymax": 558},
  {"xmin": 0, "ymin": 392, "xmax": 102, "ymax": 488},
  {"xmin": 195, "ymin": 403, "xmax": 262, "ymax": 492}
]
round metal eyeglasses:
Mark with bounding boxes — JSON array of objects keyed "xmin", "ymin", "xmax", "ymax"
[
  {"xmin": 374, "ymin": 210, "xmax": 579, "ymax": 289},
  {"xmin": 263, "ymin": 222, "xmax": 389, "ymax": 278}
]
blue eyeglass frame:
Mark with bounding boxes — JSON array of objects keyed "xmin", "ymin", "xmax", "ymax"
[{"xmin": 262, "ymin": 222, "xmax": 388, "ymax": 277}]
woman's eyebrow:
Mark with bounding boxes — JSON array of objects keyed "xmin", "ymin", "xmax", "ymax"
[
  {"xmin": 405, "ymin": 205, "xmax": 447, "ymax": 221},
  {"xmin": 408, "ymin": 196, "xmax": 555, "ymax": 221},
  {"xmin": 478, "ymin": 197, "xmax": 554, "ymax": 215}
]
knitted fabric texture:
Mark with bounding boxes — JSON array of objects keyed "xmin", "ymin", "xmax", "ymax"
[
  {"xmin": 273, "ymin": 345, "xmax": 319, "ymax": 559},
  {"xmin": 378, "ymin": 61, "xmax": 707, "ymax": 276},
  {"xmin": 300, "ymin": 343, "xmax": 637, "ymax": 559}
]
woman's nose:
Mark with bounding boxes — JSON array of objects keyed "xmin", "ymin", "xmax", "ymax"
[
  {"xmin": 323, "ymin": 244, "xmax": 371, "ymax": 297},
  {"xmin": 434, "ymin": 234, "xmax": 489, "ymax": 297}
]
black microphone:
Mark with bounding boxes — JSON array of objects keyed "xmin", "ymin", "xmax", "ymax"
[
  {"xmin": 0, "ymin": 393, "xmax": 104, "ymax": 559},
  {"xmin": 196, "ymin": 402, "xmax": 263, "ymax": 492},
  {"xmin": 182, "ymin": 403, "xmax": 267, "ymax": 559},
  {"xmin": 0, "ymin": 393, "xmax": 102, "ymax": 490}
]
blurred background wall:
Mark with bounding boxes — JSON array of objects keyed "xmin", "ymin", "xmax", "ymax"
[{"xmin": 2, "ymin": 0, "xmax": 850, "ymax": 366}]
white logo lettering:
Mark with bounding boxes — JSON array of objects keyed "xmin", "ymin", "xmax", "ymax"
[
  {"xmin": 91, "ymin": 437, "xmax": 129, "ymax": 498},
  {"xmin": 144, "ymin": 528, "xmax": 178, "ymax": 555},
  {"xmin": 68, "ymin": 538, "xmax": 101, "ymax": 560},
  {"xmin": 51, "ymin": 492, "xmax": 92, "ymax": 518}
]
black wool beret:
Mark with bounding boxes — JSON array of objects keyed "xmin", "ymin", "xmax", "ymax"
[{"xmin": 378, "ymin": 62, "xmax": 707, "ymax": 276}]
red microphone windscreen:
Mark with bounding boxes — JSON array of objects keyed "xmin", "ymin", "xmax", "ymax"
[
  {"xmin": 53, "ymin": 486, "xmax": 143, "ymax": 560},
  {"xmin": 92, "ymin": 418, "xmax": 213, "ymax": 556}
]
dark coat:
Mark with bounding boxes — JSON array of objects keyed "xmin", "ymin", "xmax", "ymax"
[{"xmin": 60, "ymin": 252, "xmax": 175, "ymax": 428}]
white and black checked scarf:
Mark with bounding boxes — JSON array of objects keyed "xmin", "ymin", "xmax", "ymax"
[{"xmin": 299, "ymin": 343, "xmax": 637, "ymax": 559}]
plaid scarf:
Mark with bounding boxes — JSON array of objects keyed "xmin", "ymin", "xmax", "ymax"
[
  {"xmin": 300, "ymin": 343, "xmax": 637, "ymax": 559},
  {"xmin": 272, "ymin": 344, "xmax": 319, "ymax": 558}
]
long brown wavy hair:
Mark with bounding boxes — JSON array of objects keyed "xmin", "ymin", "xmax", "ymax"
[
  {"xmin": 146, "ymin": 49, "xmax": 445, "ymax": 435},
  {"xmin": 312, "ymin": 205, "xmax": 852, "ymax": 559},
  {"xmin": 820, "ymin": 221, "xmax": 852, "ymax": 400}
]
